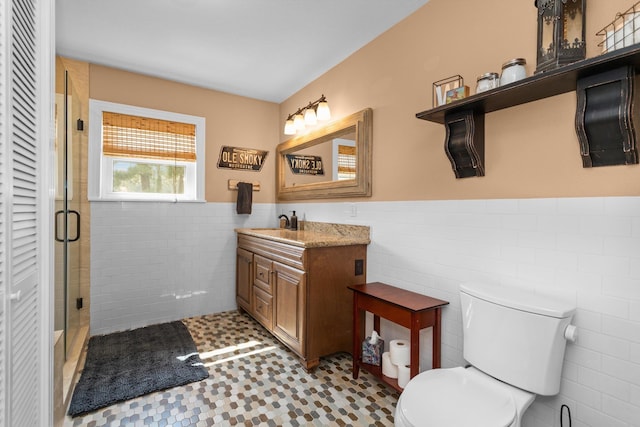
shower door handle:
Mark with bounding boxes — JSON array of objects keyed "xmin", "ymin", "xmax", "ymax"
[
  {"xmin": 54, "ymin": 210, "xmax": 64, "ymax": 242},
  {"xmin": 68, "ymin": 210, "xmax": 81, "ymax": 242},
  {"xmin": 54, "ymin": 210, "xmax": 81, "ymax": 242}
]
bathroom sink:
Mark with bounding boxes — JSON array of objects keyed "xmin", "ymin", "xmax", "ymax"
[
  {"xmin": 239, "ymin": 228, "xmax": 305, "ymax": 245},
  {"xmin": 248, "ymin": 228, "xmax": 300, "ymax": 237},
  {"xmin": 246, "ymin": 227, "xmax": 282, "ymax": 231}
]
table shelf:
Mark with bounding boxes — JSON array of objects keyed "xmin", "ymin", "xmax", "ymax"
[{"xmin": 359, "ymin": 361, "xmax": 403, "ymax": 392}]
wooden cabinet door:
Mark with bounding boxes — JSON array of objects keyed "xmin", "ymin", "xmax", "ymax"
[
  {"xmin": 236, "ymin": 248, "xmax": 253, "ymax": 312},
  {"xmin": 273, "ymin": 262, "xmax": 306, "ymax": 356}
]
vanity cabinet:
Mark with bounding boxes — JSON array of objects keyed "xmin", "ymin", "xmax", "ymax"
[{"xmin": 235, "ymin": 231, "xmax": 368, "ymax": 371}]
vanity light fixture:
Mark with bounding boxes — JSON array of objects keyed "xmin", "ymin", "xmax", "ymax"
[
  {"xmin": 304, "ymin": 108, "xmax": 317, "ymax": 125},
  {"xmin": 293, "ymin": 113, "xmax": 305, "ymax": 131},
  {"xmin": 283, "ymin": 94, "xmax": 331, "ymax": 135},
  {"xmin": 316, "ymin": 98, "xmax": 331, "ymax": 121}
]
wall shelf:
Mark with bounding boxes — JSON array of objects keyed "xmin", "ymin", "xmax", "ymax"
[
  {"xmin": 416, "ymin": 45, "xmax": 640, "ymax": 124},
  {"xmin": 416, "ymin": 45, "xmax": 640, "ymax": 177}
]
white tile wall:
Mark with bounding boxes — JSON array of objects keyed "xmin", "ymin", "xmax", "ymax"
[
  {"xmin": 90, "ymin": 201, "xmax": 277, "ymax": 335},
  {"xmin": 280, "ymin": 197, "xmax": 640, "ymax": 427},
  {"xmin": 91, "ymin": 197, "xmax": 640, "ymax": 427}
]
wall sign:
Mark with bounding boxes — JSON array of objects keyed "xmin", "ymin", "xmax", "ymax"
[
  {"xmin": 286, "ymin": 154, "xmax": 325, "ymax": 175},
  {"xmin": 217, "ymin": 146, "xmax": 268, "ymax": 171}
]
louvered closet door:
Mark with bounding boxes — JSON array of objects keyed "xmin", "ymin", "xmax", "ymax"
[
  {"xmin": 0, "ymin": 0, "xmax": 7, "ymax": 423},
  {"xmin": 1, "ymin": 0, "xmax": 51, "ymax": 425}
]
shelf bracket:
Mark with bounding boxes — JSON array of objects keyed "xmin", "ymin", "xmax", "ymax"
[
  {"xmin": 443, "ymin": 110, "xmax": 485, "ymax": 178},
  {"xmin": 575, "ymin": 65, "xmax": 639, "ymax": 167}
]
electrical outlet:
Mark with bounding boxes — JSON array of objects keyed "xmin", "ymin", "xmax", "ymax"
[{"xmin": 355, "ymin": 259, "xmax": 364, "ymax": 276}]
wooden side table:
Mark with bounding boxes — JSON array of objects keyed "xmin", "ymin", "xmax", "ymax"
[{"xmin": 348, "ymin": 282, "xmax": 449, "ymax": 392}]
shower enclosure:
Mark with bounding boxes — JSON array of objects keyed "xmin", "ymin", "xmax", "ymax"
[{"xmin": 54, "ymin": 58, "xmax": 83, "ymax": 357}]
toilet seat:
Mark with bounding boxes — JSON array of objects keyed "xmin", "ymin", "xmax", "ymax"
[{"xmin": 396, "ymin": 367, "xmax": 517, "ymax": 427}]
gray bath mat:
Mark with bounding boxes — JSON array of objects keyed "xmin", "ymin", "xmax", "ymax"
[{"xmin": 68, "ymin": 321, "xmax": 209, "ymax": 417}]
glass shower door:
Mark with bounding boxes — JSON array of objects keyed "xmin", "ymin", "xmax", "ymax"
[{"xmin": 54, "ymin": 62, "xmax": 83, "ymax": 357}]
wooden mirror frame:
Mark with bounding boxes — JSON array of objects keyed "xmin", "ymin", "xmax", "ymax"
[{"xmin": 276, "ymin": 108, "xmax": 372, "ymax": 201}]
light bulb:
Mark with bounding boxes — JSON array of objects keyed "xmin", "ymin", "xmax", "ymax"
[
  {"xmin": 284, "ymin": 119, "xmax": 296, "ymax": 135},
  {"xmin": 316, "ymin": 101, "xmax": 331, "ymax": 121},
  {"xmin": 304, "ymin": 108, "xmax": 317, "ymax": 125},
  {"xmin": 293, "ymin": 114, "xmax": 305, "ymax": 130}
]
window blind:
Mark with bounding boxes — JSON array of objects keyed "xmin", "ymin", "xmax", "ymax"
[
  {"xmin": 337, "ymin": 145, "xmax": 356, "ymax": 176},
  {"xmin": 102, "ymin": 111, "xmax": 196, "ymax": 162}
]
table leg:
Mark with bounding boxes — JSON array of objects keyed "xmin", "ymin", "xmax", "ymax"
[
  {"xmin": 352, "ymin": 296, "xmax": 361, "ymax": 379},
  {"xmin": 373, "ymin": 314, "xmax": 381, "ymax": 336},
  {"xmin": 432, "ymin": 308, "xmax": 442, "ymax": 369},
  {"xmin": 410, "ymin": 313, "xmax": 420, "ymax": 378}
]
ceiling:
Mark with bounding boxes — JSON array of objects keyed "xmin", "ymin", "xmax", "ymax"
[{"xmin": 56, "ymin": 0, "xmax": 429, "ymax": 103}]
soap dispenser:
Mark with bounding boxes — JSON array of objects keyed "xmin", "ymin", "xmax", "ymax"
[{"xmin": 290, "ymin": 211, "xmax": 298, "ymax": 230}]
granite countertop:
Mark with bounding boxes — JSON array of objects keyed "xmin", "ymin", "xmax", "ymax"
[{"xmin": 235, "ymin": 221, "xmax": 370, "ymax": 248}]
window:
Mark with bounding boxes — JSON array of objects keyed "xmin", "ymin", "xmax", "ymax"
[
  {"xmin": 89, "ymin": 100, "xmax": 205, "ymax": 201},
  {"xmin": 337, "ymin": 144, "xmax": 357, "ymax": 180},
  {"xmin": 332, "ymin": 138, "xmax": 357, "ymax": 181}
]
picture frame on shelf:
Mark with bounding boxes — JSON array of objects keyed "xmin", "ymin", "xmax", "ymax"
[
  {"xmin": 445, "ymin": 86, "xmax": 470, "ymax": 104},
  {"xmin": 432, "ymin": 75, "xmax": 463, "ymax": 107}
]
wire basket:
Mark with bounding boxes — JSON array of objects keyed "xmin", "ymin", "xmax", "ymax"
[{"xmin": 597, "ymin": 1, "xmax": 640, "ymax": 54}]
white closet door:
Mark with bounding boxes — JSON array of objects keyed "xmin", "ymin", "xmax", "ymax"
[
  {"xmin": 0, "ymin": 0, "xmax": 52, "ymax": 426},
  {"xmin": 0, "ymin": 0, "xmax": 9, "ymax": 424},
  {"xmin": 9, "ymin": 0, "xmax": 40, "ymax": 422}
]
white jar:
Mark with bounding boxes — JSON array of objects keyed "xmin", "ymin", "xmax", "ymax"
[
  {"xmin": 500, "ymin": 58, "xmax": 527, "ymax": 86},
  {"xmin": 476, "ymin": 72, "xmax": 500, "ymax": 94}
]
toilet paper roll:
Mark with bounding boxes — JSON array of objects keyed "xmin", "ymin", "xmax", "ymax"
[
  {"xmin": 382, "ymin": 352, "xmax": 398, "ymax": 379},
  {"xmin": 389, "ymin": 339, "xmax": 410, "ymax": 366},
  {"xmin": 397, "ymin": 364, "xmax": 411, "ymax": 389}
]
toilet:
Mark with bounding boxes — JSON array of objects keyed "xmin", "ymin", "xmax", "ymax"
[{"xmin": 395, "ymin": 282, "xmax": 576, "ymax": 427}]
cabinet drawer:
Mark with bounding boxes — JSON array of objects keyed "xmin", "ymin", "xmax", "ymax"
[
  {"xmin": 252, "ymin": 286, "xmax": 273, "ymax": 329},
  {"xmin": 253, "ymin": 254, "xmax": 273, "ymax": 294}
]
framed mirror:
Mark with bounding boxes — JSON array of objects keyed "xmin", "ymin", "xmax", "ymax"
[{"xmin": 276, "ymin": 108, "xmax": 372, "ymax": 200}]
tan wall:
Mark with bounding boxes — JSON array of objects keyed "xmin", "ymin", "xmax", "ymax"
[
  {"xmin": 89, "ymin": 65, "xmax": 279, "ymax": 203},
  {"xmin": 280, "ymin": 0, "xmax": 640, "ymax": 201}
]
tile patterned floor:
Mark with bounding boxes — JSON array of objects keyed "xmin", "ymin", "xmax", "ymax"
[{"xmin": 65, "ymin": 310, "xmax": 399, "ymax": 426}]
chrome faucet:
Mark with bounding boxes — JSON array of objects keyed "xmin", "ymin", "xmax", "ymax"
[{"xmin": 278, "ymin": 214, "xmax": 290, "ymax": 228}]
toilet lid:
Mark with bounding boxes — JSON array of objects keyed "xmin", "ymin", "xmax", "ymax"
[{"xmin": 397, "ymin": 367, "xmax": 516, "ymax": 427}]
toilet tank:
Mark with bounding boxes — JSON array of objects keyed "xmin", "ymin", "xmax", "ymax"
[{"xmin": 460, "ymin": 282, "xmax": 575, "ymax": 396}]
